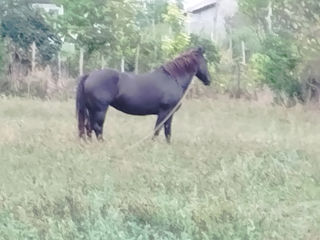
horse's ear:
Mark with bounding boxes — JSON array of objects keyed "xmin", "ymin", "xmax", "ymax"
[{"xmin": 196, "ymin": 46, "xmax": 205, "ymax": 54}]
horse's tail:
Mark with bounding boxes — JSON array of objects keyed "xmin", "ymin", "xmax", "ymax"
[{"xmin": 76, "ymin": 74, "xmax": 89, "ymax": 138}]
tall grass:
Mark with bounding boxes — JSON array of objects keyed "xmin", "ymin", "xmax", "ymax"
[{"xmin": 0, "ymin": 96, "xmax": 319, "ymax": 239}]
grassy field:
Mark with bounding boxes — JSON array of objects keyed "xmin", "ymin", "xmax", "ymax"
[{"xmin": 0, "ymin": 96, "xmax": 319, "ymax": 240}]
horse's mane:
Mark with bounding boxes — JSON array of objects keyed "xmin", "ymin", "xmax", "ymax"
[{"xmin": 162, "ymin": 49, "xmax": 200, "ymax": 79}]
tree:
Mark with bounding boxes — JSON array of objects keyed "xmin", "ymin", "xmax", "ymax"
[
  {"xmin": 55, "ymin": 0, "xmax": 141, "ymax": 73},
  {"xmin": 189, "ymin": 34, "xmax": 220, "ymax": 66},
  {"xmin": 132, "ymin": 0, "xmax": 170, "ymax": 72},
  {"xmin": 239, "ymin": 0, "xmax": 320, "ymax": 54},
  {"xmin": 238, "ymin": 0, "xmax": 320, "ymax": 102},
  {"xmin": 0, "ymin": 0, "xmax": 61, "ymax": 65},
  {"xmin": 255, "ymin": 35, "xmax": 300, "ymax": 97},
  {"xmin": 161, "ymin": 3, "xmax": 190, "ymax": 58}
]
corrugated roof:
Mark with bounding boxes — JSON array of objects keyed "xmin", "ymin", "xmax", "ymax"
[{"xmin": 187, "ymin": 0, "xmax": 217, "ymax": 13}]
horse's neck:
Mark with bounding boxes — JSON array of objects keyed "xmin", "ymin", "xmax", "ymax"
[
  {"xmin": 176, "ymin": 72, "xmax": 195, "ymax": 91},
  {"xmin": 155, "ymin": 67, "xmax": 195, "ymax": 91}
]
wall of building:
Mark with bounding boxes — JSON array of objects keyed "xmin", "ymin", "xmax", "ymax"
[
  {"xmin": 186, "ymin": 0, "xmax": 238, "ymax": 43},
  {"xmin": 187, "ymin": 7, "xmax": 218, "ymax": 41}
]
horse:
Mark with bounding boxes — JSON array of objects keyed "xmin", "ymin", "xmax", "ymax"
[{"xmin": 76, "ymin": 47, "xmax": 211, "ymax": 143}]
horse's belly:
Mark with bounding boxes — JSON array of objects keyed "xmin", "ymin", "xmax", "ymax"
[{"xmin": 111, "ymin": 96, "xmax": 160, "ymax": 115}]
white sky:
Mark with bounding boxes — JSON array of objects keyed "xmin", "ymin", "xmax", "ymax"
[{"xmin": 184, "ymin": 0, "xmax": 197, "ymax": 9}]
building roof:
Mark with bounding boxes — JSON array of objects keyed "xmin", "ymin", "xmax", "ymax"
[{"xmin": 187, "ymin": 0, "xmax": 217, "ymax": 13}]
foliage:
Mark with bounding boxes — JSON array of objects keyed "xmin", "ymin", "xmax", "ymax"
[
  {"xmin": 189, "ymin": 34, "xmax": 220, "ymax": 65},
  {"xmin": 228, "ymin": 13, "xmax": 261, "ymax": 60},
  {"xmin": 272, "ymin": 0, "xmax": 320, "ymax": 54},
  {"xmin": 238, "ymin": 0, "xmax": 320, "ymax": 51},
  {"xmin": 55, "ymin": 0, "xmax": 110, "ymax": 50},
  {"xmin": 238, "ymin": 0, "xmax": 269, "ymax": 28},
  {"xmin": 161, "ymin": 3, "xmax": 190, "ymax": 59},
  {"xmin": 109, "ymin": 0, "xmax": 140, "ymax": 60},
  {"xmin": 51, "ymin": 0, "xmax": 194, "ymax": 76},
  {"xmin": 250, "ymin": 35, "xmax": 301, "ymax": 98},
  {"xmin": 247, "ymin": 53, "xmax": 269, "ymax": 84},
  {"xmin": 138, "ymin": 0, "xmax": 168, "ymax": 26},
  {"xmin": 161, "ymin": 32, "xmax": 190, "ymax": 59},
  {"xmin": 0, "ymin": 1, "xmax": 61, "ymax": 64},
  {"xmin": 55, "ymin": 0, "xmax": 141, "ymax": 70},
  {"xmin": 162, "ymin": 3, "xmax": 185, "ymax": 33},
  {"xmin": 237, "ymin": 0, "xmax": 320, "ymax": 101}
]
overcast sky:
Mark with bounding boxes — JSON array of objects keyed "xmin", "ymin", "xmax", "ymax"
[{"xmin": 183, "ymin": 0, "xmax": 198, "ymax": 9}]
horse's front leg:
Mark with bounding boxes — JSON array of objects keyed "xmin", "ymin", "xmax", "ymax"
[
  {"xmin": 152, "ymin": 109, "xmax": 172, "ymax": 143},
  {"xmin": 152, "ymin": 114, "xmax": 163, "ymax": 140},
  {"xmin": 92, "ymin": 106, "xmax": 108, "ymax": 141},
  {"xmin": 164, "ymin": 115, "xmax": 173, "ymax": 143}
]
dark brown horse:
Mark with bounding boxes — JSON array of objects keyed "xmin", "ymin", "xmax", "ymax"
[{"xmin": 76, "ymin": 47, "xmax": 211, "ymax": 143}]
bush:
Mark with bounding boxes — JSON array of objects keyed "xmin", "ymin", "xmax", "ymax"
[
  {"xmin": 189, "ymin": 34, "xmax": 220, "ymax": 66},
  {"xmin": 252, "ymin": 35, "xmax": 301, "ymax": 100}
]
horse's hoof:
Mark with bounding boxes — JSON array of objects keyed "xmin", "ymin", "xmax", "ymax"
[{"xmin": 97, "ymin": 137, "xmax": 104, "ymax": 142}]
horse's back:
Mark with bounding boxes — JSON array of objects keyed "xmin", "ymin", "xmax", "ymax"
[{"xmin": 84, "ymin": 68, "xmax": 118, "ymax": 90}]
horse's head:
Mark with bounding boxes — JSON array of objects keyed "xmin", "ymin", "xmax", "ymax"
[
  {"xmin": 162, "ymin": 47, "xmax": 212, "ymax": 87},
  {"xmin": 194, "ymin": 47, "xmax": 211, "ymax": 86}
]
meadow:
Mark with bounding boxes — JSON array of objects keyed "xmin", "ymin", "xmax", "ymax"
[{"xmin": 0, "ymin": 96, "xmax": 319, "ymax": 240}]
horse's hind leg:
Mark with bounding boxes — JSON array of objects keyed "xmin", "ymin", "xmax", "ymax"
[
  {"xmin": 78, "ymin": 112, "xmax": 86, "ymax": 140},
  {"xmin": 92, "ymin": 106, "xmax": 108, "ymax": 141},
  {"xmin": 85, "ymin": 109, "xmax": 93, "ymax": 140}
]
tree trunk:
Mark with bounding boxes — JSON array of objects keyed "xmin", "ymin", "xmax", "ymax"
[
  {"xmin": 308, "ymin": 79, "xmax": 320, "ymax": 103},
  {"xmin": 28, "ymin": 42, "xmax": 37, "ymax": 97},
  {"xmin": 152, "ymin": 19, "xmax": 155, "ymax": 40},
  {"xmin": 229, "ymin": 28, "xmax": 233, "ymax": 59},
  {"xmin": 79, "ymin": 47, "xmax": 84, "ymax": 76},
  {"xmin": 58, "ymin": 52, "xmax": 61, "ymax": 81},
  {"xmin": 266, "ymin": 1, "xmax": 273, "ymax": 33},
  {"xmin": 241, "ymin": 41, "xmax": 246, "ymax": 65},
  {"xmin": 235, "ymin": 63, "xmax": 241, "ymax": 99},
  {"xmin": 31, "ymin": 42, "xmax": 36, "ymax": 73},
  {"xmin": 212, "ymin": 2, "xmax": 219, "ymax": 42},
  {"xmin": 101, "ymin": 54, "xmax": 105, "ymax": 69},
  {"xmin": 135, "ymin": 44, "xmax": 140, "ymax": 74},
  {"xmin": 121, "ymin": 57, "xmax": 125, "ymax": 72},
  {"xmin": 168, "ymin": 26, "xmax": 172, "ymax": 35}
]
